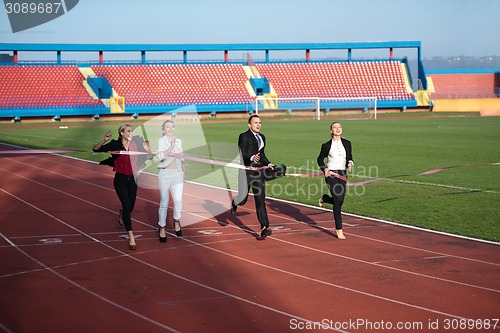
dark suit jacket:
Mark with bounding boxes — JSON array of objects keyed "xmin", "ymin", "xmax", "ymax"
[
  {"xmin": 238, "ymin": 129, "xmax": 271, "ymax": 169},
  {"xmin": 317, "ymin": 137, "xmax": 353, "ymax": 171}
]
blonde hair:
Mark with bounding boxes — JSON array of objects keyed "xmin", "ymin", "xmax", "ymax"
[{"xmin": 118, "ymin": 123, "xmax": 133, "ymax": 139}]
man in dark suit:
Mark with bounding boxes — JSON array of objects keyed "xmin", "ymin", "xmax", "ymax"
[{"xmin": 231, "ymin": 115, "xmax": 274, "ymax": 238}]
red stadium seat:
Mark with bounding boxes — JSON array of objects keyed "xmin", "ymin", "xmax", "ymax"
[{"xmin": 0, "ymin": 65, "xmax": 104, "ymax": 108}]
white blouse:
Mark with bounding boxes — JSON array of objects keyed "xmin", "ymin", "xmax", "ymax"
[
  {"xmin": 327, "ymin": 139, "xmax": 347, "ymax": 170},
  {"xmin": 157, "ymin": 136, "xmax": 183, "ymax": 171}
]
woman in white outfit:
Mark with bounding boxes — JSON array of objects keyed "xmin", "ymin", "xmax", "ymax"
[{"xmin": 157, "ymin": 120, "xmax": 184, "ymax": 242}]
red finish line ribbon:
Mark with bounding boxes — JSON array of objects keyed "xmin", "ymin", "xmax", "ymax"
[
  {"xmin": 164, "ymin": 152, "xmax": 269, "ymax": 172},
  {"xmin": 287, "ymin": 172, "xmax": 348, "ymax": 182},
  {"xmin": 419, "ymin": 162, "xmax": 500, "ymax": 175},
  {"xmin": 0, "ymin": 149, "xmax": 83, "ymax": 154},
  {"xmin": 281, "ymin": 161, "xmax": 500, "ymax": 186},
  {"xmin": 91, "ymin": 150, "xmax": 270, "ymax": 172},
  {"xmin": 2, "ymin": 149, "xmax": 498, "ymax": 185}
]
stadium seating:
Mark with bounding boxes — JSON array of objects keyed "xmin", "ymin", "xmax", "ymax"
[
  {"xmin": 0, "ymin": 65, "xmax": 102, "ymax": 109},
  {"xmin": 90, "ymin": 64, "xmax": 251, "ymax": 106},
  {"xmin": 430, "ymin": 73, "xmax": 498, "ymax": 98},
  {"xmin": 0, "ymin": 61, "xmax": 416, "ymax": 111},
  {"xmin": 254, "ymin": 61, "xmax": 414, "ymax": 101}
]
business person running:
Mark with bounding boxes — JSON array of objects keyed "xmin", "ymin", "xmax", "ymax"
[
  {"xmin": 317, "ymin": 121, "xmax": 354, "ymax": 240},
  {"xmin": 230, "ymin": 115, "xmax": 275, "ymax": 239}
]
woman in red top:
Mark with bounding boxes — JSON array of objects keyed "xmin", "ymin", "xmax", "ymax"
[{"xmin": 93, "ymin": 124, "xmax": 152, "ymax": 250}]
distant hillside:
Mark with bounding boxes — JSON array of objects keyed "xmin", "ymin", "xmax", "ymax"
[{"xmin": 423, "ymin": 56, "xmax": 500, "ymax": 69}]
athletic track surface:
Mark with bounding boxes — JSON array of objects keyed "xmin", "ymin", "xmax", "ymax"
[{"xmin": 0, "ymin": 143, "xmax": 499, "ymax": 333}]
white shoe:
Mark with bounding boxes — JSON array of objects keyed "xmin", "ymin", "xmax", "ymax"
[{"xmin": 318, "ymin": 197, "xmax": 323, "ymax": 207}]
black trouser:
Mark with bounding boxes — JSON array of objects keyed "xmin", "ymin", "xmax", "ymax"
[
  {"xmin": 114, "ymin": 172, "xmax": 138, "ymax": 231},
  {"xmin": 322, "ymin": 170, "xmax": 347, "ymax": 230},
  {"xmin": 232, "ymin": 169, "xmax": 269, "ymax": 229}
]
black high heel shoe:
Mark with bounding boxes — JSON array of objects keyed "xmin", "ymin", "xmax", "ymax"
[
  {"xmin": 159, "ymin": 227, "xmax": 167, "ymax": 243},
  {"xmin": 128, "ymin": 230, "xmax": 137, "ymax": 251},
  {"xmin": 128, "ymin": 237, "xmax": 136, "ymax": 250},
  {"xmin": 174, "ymin": 220, "xmax": 182, "ymax": 237},
  {"xmin": 260, "ymin": 226, "xmax": 272, "ymax": 239}
]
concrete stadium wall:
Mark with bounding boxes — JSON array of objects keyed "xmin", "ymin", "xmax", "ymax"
[{"xmin": 432, "ymin": 98, "xmax": 500, "ymax": 114}]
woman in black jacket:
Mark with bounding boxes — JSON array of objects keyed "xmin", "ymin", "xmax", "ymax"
[
  {"xmin": 317, "ymin": 122, "xmax": 354, "ymax": 240},
  {"xmin": 93, "ymin": 123, "xmax": 152, "ymax": 250}
]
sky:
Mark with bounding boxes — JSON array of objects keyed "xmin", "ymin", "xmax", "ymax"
[{"xmin": 1, "ymin": 0, "xmax": 499, "ymax": 59}]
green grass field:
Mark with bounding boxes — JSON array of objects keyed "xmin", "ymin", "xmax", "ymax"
[{"xmin": 1, "ymin": 114, "xmax": 499, "ymax": 241}]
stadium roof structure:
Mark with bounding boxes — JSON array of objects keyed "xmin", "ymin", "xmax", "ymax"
[
  {"xmin": 0, "ymin": 41, "xmax": 422, "ymax": 64},
  {"xmin": 0, "ymin": 41, "xmax": 421, "ymax": 52}
]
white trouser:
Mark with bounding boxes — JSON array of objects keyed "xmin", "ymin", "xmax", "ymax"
[{"xmin": 158, "ymin": 168, "xmax": 184, "ymax": 227}]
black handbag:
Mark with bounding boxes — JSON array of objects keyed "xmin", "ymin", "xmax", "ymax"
[{"xmin": 263, "ymin": 164, "xmax": 286, "ymax": 181}]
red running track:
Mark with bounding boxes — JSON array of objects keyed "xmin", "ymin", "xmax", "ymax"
[{"xmin": 0, "ymin": 144, "xmax": 499, "ymax": 333}]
